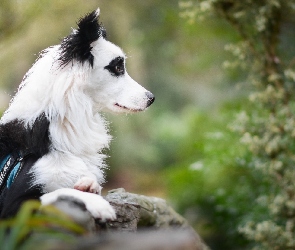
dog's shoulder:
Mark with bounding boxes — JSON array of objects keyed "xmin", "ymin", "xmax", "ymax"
[{"xmin": 0, "ymin": 113, "xmax": 50, "ymax": 159}]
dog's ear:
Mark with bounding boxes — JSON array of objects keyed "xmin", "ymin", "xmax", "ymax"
[{"xmin": 59, "ymin": 8, "xmax": 106, "ymax": 67}]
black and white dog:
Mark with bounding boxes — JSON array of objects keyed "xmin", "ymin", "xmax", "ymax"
[{"xmin": 0, "ymin": 8, "xmax": 154, "ymax": 220}]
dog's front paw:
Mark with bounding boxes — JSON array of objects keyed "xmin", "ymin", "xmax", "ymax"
[
  {"xmin": 74, "ymin": 176, "xmax": 102, "ymax": 194},
  {"xmin": 82, "ymin": 193, "xmax": 116, "ymax": 221},
  {"xmin": 40, "ymin": 188, "xmax": 116, "ymax": 221}
]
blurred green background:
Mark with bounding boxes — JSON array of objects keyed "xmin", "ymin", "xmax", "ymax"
[{"xmin": 0, "ymin": 1, "xmax": 258, "ymax": 249}]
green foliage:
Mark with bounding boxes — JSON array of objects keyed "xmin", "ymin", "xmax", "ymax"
[
  {"xmin": 179, "ymin": 0, "xmax": 295, "ymax": 249},
  {"xmin": 0, "ymin": 200, "xmax": 85, "ymax": 250},
  {"xmin": 166, "ymin": 103, "xmax": 260, "ymax": 249}
]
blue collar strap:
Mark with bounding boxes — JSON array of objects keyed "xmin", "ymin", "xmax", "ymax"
[{"xmin": 0, "ymin": 154, "xmax": 23, "ymax": 191}]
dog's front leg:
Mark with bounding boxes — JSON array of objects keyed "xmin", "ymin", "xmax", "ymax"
[
  {"xmin": 31, "ymin": 151, "xmax": 105, "ymax": 193},
  {"xmin": 74, "ymin": 175, "xmax": 102, "ymax": 194}
]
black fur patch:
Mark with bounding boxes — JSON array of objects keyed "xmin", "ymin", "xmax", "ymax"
[
  {"xmin": 58, "ymin": 10, "xmax": 106, "ymax": 67},
  {"xmin": 0, "ymin": 114, "xmax": 50, "ymax": 218},
  {"xmin": 104, "ymin": 56, "xmax": 125, "ymax": 77},
  {"xmin": 0, "ymin": 113, "xmax": 50, "ymax": 161}
]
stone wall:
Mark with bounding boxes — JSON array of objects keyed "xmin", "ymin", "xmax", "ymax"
[{"xmin": 51, "ymin": 188, "xmax": 209, "ymax": 250}]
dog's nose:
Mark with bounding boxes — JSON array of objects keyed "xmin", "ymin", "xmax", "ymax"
[{"xmin": 145, "ymin": 92, "xmax": 155, "ymax": 107}]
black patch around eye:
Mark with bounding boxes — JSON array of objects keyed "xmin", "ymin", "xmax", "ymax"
[{"xmin": 104, "ymin": 56, "xmax": 125, "ymax": 77}]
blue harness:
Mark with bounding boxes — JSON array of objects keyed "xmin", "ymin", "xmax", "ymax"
[{"xmin": 0, "ymin": 154, "xmax": 23, "ymax": 190}]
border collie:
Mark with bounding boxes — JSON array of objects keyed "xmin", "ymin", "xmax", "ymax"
[{"xmin": 0, "ymin": 8, "xmax": 154, "ymax": 220}]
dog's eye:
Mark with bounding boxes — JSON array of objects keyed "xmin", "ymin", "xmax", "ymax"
[
  {"xmin": 115, "ymin": 65, "xmax": 124, "ymax": 73},
  {"xmin": 104, "ymin": 56, "xmax": 125, "ymax": 77}
]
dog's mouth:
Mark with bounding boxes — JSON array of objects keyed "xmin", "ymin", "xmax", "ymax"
[{"xmin": 114, "ymin": 103, "xmax": 144, "ymax": 112}]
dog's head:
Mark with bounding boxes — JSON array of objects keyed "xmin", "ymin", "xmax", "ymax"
[{"xmin": 58, "ymin": 8, "xmax": 154, "ymax": 113}]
